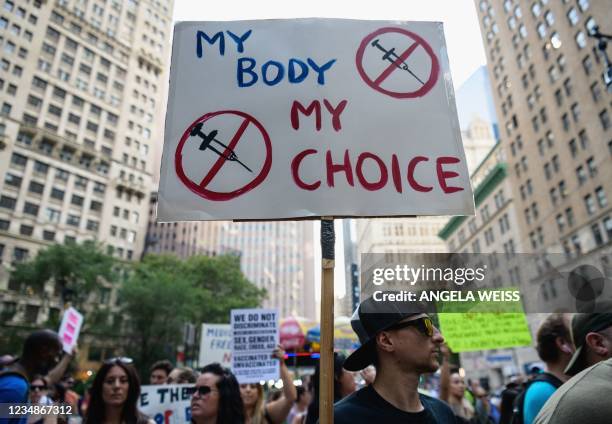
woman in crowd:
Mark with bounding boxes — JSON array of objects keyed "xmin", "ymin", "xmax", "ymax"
[
  {"xmin": 84, "ymin": 358, "xmax": 152, "ymax": 424},
  {"xmin": 190, "ymin": 363, "xmax": 245, "ymax": 424},
  {"xmin": 440, "ymin": 345, "xmax": 476, "ymax": 423},
  {"xmin": 28, "ymin": 375, "xmax": 55, "ymax": 424},
  {"xmin": 168, "ymin": 367, "xmax": 198, "ymax": 384},
  {"xmin": 240, "ymin": 346, "xmax": 297, "ymax": 424},
  {"xmin": 287, "ymin": 385, "xmax": 312, "ymax": 424},
  {"xmin": 305, "ymin": 352, "xmax": 356, "ymax": 424}
]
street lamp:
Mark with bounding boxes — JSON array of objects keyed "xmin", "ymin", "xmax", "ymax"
[{"xmin": 588, "ymin": 25, "xmax": 612, "ymax": 92}]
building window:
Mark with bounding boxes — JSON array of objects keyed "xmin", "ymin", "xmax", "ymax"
[
  {"xmin": 592, "ymin": 224, "xmax": 604, "ymax": 246},
  {"xmin": 563, "ymin": 78, "xmax": 573, "ymax": 96},
  {"xmin": 561, "ymin": 113, "xmax": 570, "ymax": 131},
  {"xmin": 23, "ymin": 202, "xmax": 39, "ymax": 216},
  {"xmin": 582, "ymin": 55, "xmax": 593, "ymax": 75},
  {"xmin": 600, "ymin": 110, "xmax": 611, "ymax": 130},
  {"xmin": 43, "ymin": 230, "xmax": 55, "ymax": 241},
  {"xmin": 579, "ymin": 130, "xmax": 589, "ymax": 148},
  {"xmin": 604, "ymin": 217, "xmax": 612, "ymax": 240},
  {"xmin": 28, "ymin": 181, "xmax": 45, "ymax": 195},
  {"xmin": 66, "ymin": 214, "xmax": 80, "ymax": 227},
  {"xmin": 4, "ymin": 173, "xmax": 22, "ymax": 188},
  {"xmin": 13, "ymin": 247, "xmax": 29, "ymax": 263},
  {"xmin": 50, "ymin": 188, "xmax": 65, "ymax": 201},
  {"xmin": 537, "ymin": 23, "xmax": 547, "ymax": 39},
  {"xmin": 596, "ymin": 187, "xmax": 608, "ymax": 208},
  {"xmin": 544, "ymin": 11, "xmax": 555, "ymax": 26},
  {"xmin": 566, "ymin": 207, "xmax": 575, "ymax": 226},
  {"xmin": 556, "ymin": 214, "xmax": 565, "ymax": 232},
  {"xmin": 90, "ymin": 200, "xmax": 102, "ymax": 212},
  {"xmin": 576, "ymin": 166, "xmax": 587, "ymax": 185},
  {"xmin": 45, "ymin": 208, "xmax": 61, "ymax": 223},
  {"xmin": 86, "ymin": 220, "xmax": 99, "ymax": 231},
  {"xmin": 575, "ymin": 31, "xmax": 587, "ymax": 49},
  {"xmin": 584, "ymin": 194, "xmax": 596, "ymax": 215},
  {"xmin": 0, "ymin": 195, "xmax": 17, "ymax": 210},
  {"xmin": 567, "ymin": 7, "xmax": 580, "ymax": 26},
  {"xmin": 71, "ymin": 194, "xmax": 84, "ymax": 207},
  {"xmin": 19, "ymin": 225, "xmax": 33, "ymax": 236}
]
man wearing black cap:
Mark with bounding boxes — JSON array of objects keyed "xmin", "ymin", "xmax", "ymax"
[
  {"xmin": 334, "ymin": 296, "xmax": 456, "ymax": 423},
  {"xmin": 534, "ymin": 303, "xmax": 612, "ymax": 424}
]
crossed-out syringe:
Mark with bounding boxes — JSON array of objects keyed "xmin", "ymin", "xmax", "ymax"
[
  {"xmin": 190, "ymin": 122, "xmax": 253, "ymax": 173},
  {"xmin": 371, "ymin": 39, "xmax": 425, "ymax": 85}
]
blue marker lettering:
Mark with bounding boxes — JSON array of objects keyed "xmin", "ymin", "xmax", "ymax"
[
  {"xmin": 226, "ymin": 29, "xmax": 252, "ymax": 53},
  {"xmin": 196, "ymin": 31, "xmax": 225, "ymax": 58},
  {"xmin": 262, "ymin": 60, "xmax": 285, "ymax": 86},
  {"xmin": 237, "ymin": 57, "xmax": 258, "ymax": 87},
  {"xmin": 288, "ymin": 59, "xmax": 309, "ymax": 83},
  {"xmin": 307, "ymin": 58, "xmax": 337, "ymax": 85}
]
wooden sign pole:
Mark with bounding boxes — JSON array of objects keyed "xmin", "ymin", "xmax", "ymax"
[{"xmin": 319, "ymin": 217, "xmax": 335, "ymax": 424}]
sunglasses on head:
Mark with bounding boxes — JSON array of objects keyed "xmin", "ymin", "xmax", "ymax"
[
  {"xmin": 104, "ymin": 356, "xmax": 133, "ymax": 364},
  {"xmin": 31, "ymin": 384, "xmax": 47, "ymax": 391},
  {"xmin": 386, "ymin": 316, "xmax": 435, "ymax": 337},
  {"xmin": 189, "ymin": 385, "xmax": 214, "ymax": 397}
]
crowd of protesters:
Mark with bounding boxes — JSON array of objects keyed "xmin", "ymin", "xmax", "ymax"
[{"xmin": 2, "ymin": 298, "xmax": 611, "ymax": 423}]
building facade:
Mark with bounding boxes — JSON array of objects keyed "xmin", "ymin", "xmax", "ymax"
[
  {"xmin": 439, "ymin": 142, "xmax": 539, "ymax": 386},
  {"xmin": 474, "ymin": 0, "xmax": 611, "ymax": 263},
  {"xmin": 145, "ymin": 192, "xmax": 221, "ymax": 258},
  {"xmin": 218, "ymin": 221, "xmax": 317, "ymax": 320},
  {"xmin": 0, "ymin": 0, "xmax": 173, "ymax": 331}
]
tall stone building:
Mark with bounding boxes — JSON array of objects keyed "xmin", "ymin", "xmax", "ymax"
[
  {"xmin": 0, "ymin": 0, "xmax": 173, "ymax": 327},
  {"xmin": 439, "ymin": 142, "xmax": 539, "ymax": 387},
  {"xmin": 474, "ymin": 0, "xmax": 611, "ymax": 263},
  {"xmin": 145, "ymin": 192, "xmax": 221, "ymax": 258},
  {"xmin": 218, "ymin": 221, "xmax": 317, "ymax": 320}
]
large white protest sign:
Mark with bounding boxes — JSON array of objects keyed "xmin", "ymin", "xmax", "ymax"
[
  {"xmin": 139, "ymin": 385, "xmax": 192, "ymax": 424},
  {"xmin": 231, "ymin": 308, "xmax": 279, "ymax": 384},
  {"xmin": 158, "ymin": 19, "xmax": 474, "ymax": 221},
  {"xmin": 58, "ymin": 307, "xmax": 83, "ymax": 354},
  {"xmin": 198, "ymin": 323, "xmax": 232, "ymax": 367}
]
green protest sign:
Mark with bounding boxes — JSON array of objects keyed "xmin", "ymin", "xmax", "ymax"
[{"xmin": 437, "ymin": 288, "xmax": 532, "ymax": 352}]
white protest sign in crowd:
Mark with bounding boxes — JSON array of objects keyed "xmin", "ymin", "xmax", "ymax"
[
  {"xmin": 158, "ymin": 19, "xmax": 474, "ymax": 221},
  {"xmin": 139, "ymin": 385, "xmax": 192, "ymax": 424},
  {"xmin": 198, "ymin": 323, "xmax": 232, "ymax": 367},
  {"xmin": 231, "ymin": 308, "xmax": 279, "ymax": 384}
]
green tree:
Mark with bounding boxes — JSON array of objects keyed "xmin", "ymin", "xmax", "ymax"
[
  {"xmin": 119, "ymin": 254, "xmax": 265, "ymax": 376},
  {"xmin": 11, "ymin": 241, "xmax": 118, "ymax": 312},
  {"xmin": 184, "ymin": 254, "xmax": 266, "ymax": 324}
]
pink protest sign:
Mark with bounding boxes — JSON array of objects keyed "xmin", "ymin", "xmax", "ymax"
[{"xmin": 58, "ymin": 307, "xmax": 83, "ymax": 354}]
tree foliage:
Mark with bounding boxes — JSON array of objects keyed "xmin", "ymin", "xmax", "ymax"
[
  {"xmin": 11, "ymin": 241, "xmax": 117, "ymax": 307},
  {"xmin": 119, "ymin": 253, "xmax": 265, "ymax": 376}
]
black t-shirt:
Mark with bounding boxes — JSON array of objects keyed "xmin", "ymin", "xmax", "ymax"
[{"xmin": 334, "ymin": 385, "xmax": 457, "ymax": 424}]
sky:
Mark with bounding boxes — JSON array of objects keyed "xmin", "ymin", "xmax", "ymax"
[
  {"xmin": 171, "ymin": 0, "xmax": 488, "ymax": 307},
  {"xmin": 172, "ymin": 0, "xmax": 487, "ymax": 89}
]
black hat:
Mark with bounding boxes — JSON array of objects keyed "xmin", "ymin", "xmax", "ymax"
[
  {"xmin": 344, "ymin": 295, "xmax": 424, "ymax": 371},
  {"xmin": 565, "ymin": 300, "xmax": 612, "ymax": 376}
]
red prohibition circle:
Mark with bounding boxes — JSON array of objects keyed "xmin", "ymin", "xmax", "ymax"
[
  {"xmin": 355, "ymin": 27, "xmax": 440, "ymax": 99},
  {"xmin": 174, "ymin": 110, "xmax": 272, "ymax": 201}
]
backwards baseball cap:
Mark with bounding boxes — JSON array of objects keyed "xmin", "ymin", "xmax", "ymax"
[
  {"xmin": 344, "ymin": 294, "xmax": 426, "ymax": 371},
  {"xmin": 565, "ymin": 301, "xmax": 612, "ymax": 376}
]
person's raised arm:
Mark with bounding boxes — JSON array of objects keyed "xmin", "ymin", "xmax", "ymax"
[
  {"xmin": 44, "ymin": 347, "xmax": 77, "ymax": 387},
  {"xmin": 266, "ymin": 346, "xmax": 297, "ymax": 424}
]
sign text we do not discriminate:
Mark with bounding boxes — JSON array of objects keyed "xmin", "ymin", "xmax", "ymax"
[{"xmin": 158, "ymin": 19, "xmax": 474, "ymax": 220}]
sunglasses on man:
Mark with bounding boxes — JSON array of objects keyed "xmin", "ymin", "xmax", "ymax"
[{"xmin": 385, "ymin": 316, "xmax": 435, "ymax": 337}]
